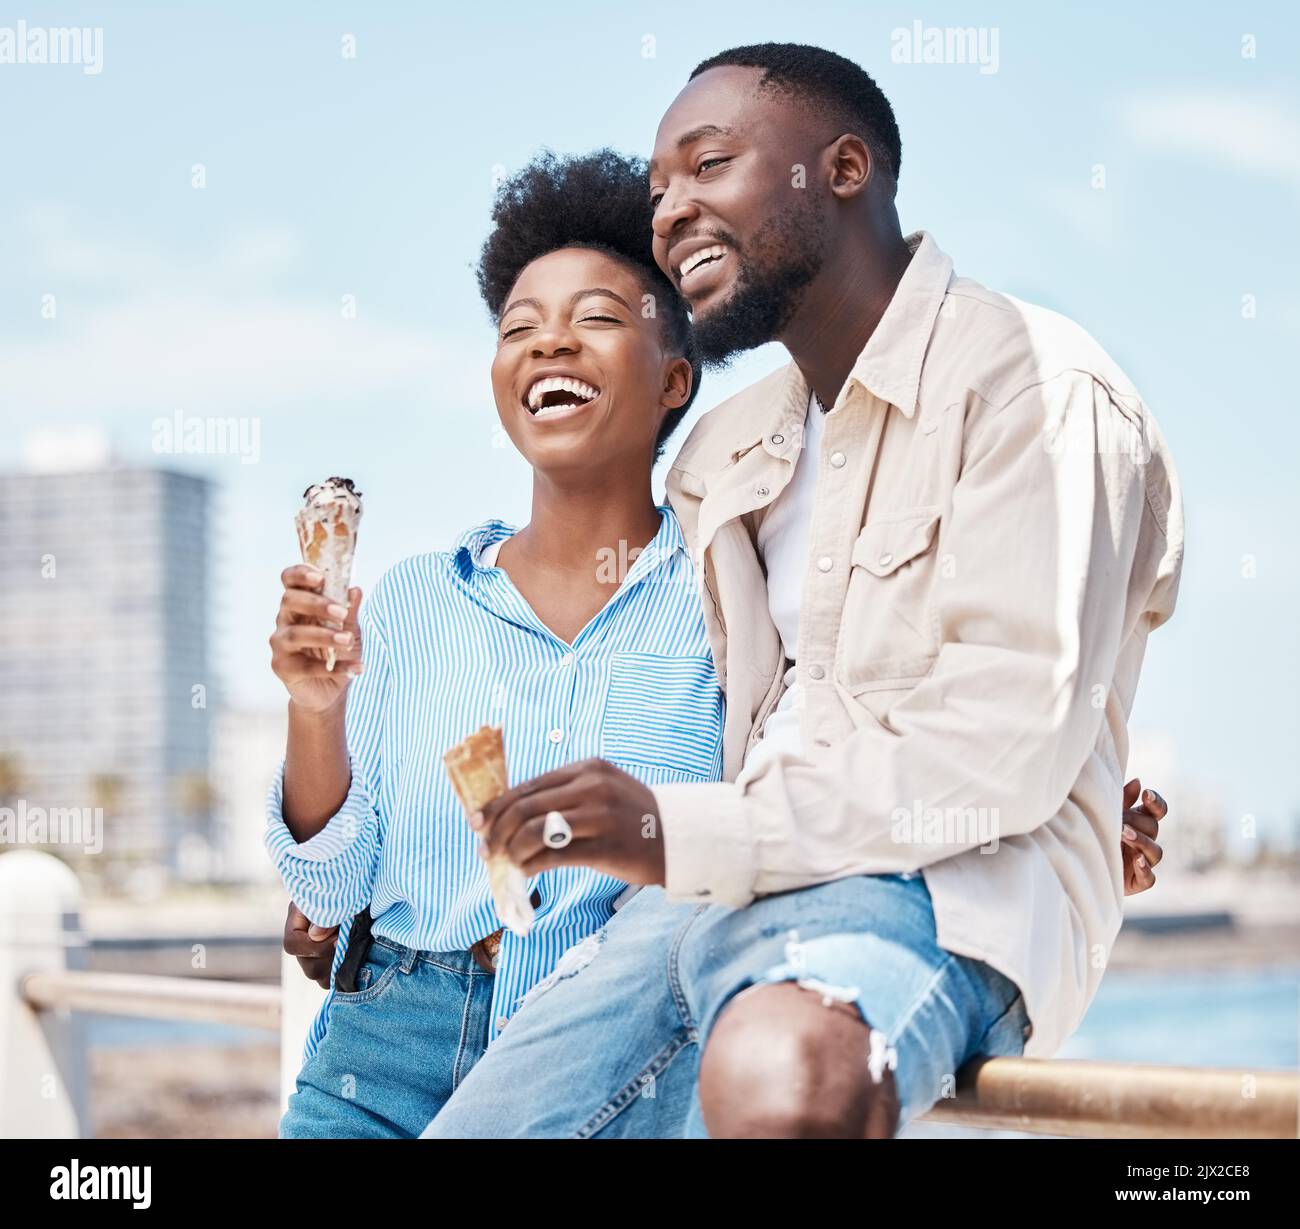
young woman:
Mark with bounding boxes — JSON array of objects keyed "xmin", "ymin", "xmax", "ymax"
[
  {"xmin": 269, "ymin": 150, "xmax": 1170, "ymax": 1138},
  {"xmin": 266, "ymin": 150, "xmax": 719, "ymax": 1137}
]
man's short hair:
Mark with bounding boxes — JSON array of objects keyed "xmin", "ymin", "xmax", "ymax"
[{"xmin": 690, "ymin": 42, "xmax": 902, "ymax": 182}]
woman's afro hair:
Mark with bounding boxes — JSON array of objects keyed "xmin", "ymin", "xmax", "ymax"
[{"xmin": 477, "ymin": 148, "xmax": 701, "ymax": 460}]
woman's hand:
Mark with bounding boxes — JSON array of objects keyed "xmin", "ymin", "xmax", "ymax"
[
  {"xmin": 474, "ymin": 758, "xmax": 666, "ymax": 885},
  {"xmin": 269, "ymin": 565, "xmax": 364, "ymax": 715},
  {"xmin": 283, "ymin": 901, "xmax": 338, "ymax": 989},
  {"xmin": 1121, "ymin": 777, "xmax": 1168, "ymax": 894}
]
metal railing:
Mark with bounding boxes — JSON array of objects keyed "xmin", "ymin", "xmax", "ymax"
[
  {"xmin": 3, "ymin": 850, "xmax": 1297, "ymax": 1138},
  {"xmin": 20, "ymin": 969, "xmax": 281, "ymax": 1032}
]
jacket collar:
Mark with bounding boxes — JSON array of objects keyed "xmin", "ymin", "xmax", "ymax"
[
  {"xmin": 722, "ymin": 230, "xmax": 955, "ymax": 468},
  {"xmin": 845, "ymin": 230, "xmax": 953, "ymax": 420}
]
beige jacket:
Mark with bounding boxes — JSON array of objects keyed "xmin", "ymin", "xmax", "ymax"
[{"xmin": 656, "ymin": 231, "xmax": 1184, "ymax": 1057}]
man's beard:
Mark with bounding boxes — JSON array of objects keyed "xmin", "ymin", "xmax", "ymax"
[{"xmin": 693, "ymin": 201, "xmax": 830, "ymax": 367}]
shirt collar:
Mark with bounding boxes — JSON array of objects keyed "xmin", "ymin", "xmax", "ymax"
[
  {"xmin": 452, "ymin": 505, "xmax": 686, "ymax": 585},
  {"xmin": 453, "ymin": 518, "xmax": 516, "ymax": 574}
]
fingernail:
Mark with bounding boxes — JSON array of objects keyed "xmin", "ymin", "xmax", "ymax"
[
  {"xmin": 307, "ymin": 926, "xmax": 328, "ymax": 940},
  {"xmin": 1135, "ymin": 855, "xmax": 1147, "ymax": 869},
  {"xmin": 468, "ymin": 810, "xmax": 483, "ymax": 830},
  {"xmin": 333, "ymin": 631, "xmax": 354, "ymax": 645},
  {"xmin": 327, "ymin": 603, "xmax": 348, "ymax": 619},
  {"xmin": 478, "ymin": 838, "xmax": 489, "ymax": 859},
  {"xmin": 1122, "ymin": 824, "xmax": 1137, "ymax": 841},
  {"xmin": 1142, "ymin": 789, "xmax": 1157, "ymax": 806}
]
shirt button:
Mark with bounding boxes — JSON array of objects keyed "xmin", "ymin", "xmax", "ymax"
[
  {"xmin": 807, "ymin": 664, "xmax": 825, "ymax": 680},
  {"xmin": 548, "ymin": 728, "xmax": 564, "ymax": 744},
  {"xmin": 756, "ymin": 485, "xmax": 770, "ymax": 498},
  {"xmin": 817, "ymin": 556, "xmax": 833, "ymax": 572},
  {"xmin": 770, "ymin": 433, "xmax": 784, "ymax": 445},
  {"xmin": 878, "ymin": 553, "xmax": 893, "ymax": 568},
  {"xmin": 830, "ymin": 451, "xmax": 846, "ymax": 468},
  {"xmin": 558, "ymin": 653, "xmax": 575, "ymax": 668}
]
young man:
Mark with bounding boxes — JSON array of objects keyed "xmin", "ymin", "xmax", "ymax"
[{"xmin": 421, "ymin": 42, "xmax": 1182, "ymax": 1138}]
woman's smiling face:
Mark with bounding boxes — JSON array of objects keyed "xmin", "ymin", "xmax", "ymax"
[{"xmin": 491, "ymin": 246, "xmax": 691, "ymax": 473}]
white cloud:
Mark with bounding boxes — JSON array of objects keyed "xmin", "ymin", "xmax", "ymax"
[
  {"xmin": 0, "ymin": 212, "xmax": 494, "ymax": 419},
  {"xmin": 1125, "ymin": 91, "xmax": 1300, "ymax": 188},
  {"xmin": 0, "ymin": 291, "xmax": 489, "ymax": 416}
]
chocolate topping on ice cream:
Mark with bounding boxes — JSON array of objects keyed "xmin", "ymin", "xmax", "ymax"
[{"xmin": 301, "ymin": 476, "xmax": 363, "ymax": 508}]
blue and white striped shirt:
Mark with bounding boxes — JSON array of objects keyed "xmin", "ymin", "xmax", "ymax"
[{"xmin": 266, "ymin": 505, "xmax": 724, "ymax": 1057}]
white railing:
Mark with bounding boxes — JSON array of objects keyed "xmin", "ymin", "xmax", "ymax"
[{"xmin": 2, "ymin": 850, "xmax": 1296, "ymax": 1138}]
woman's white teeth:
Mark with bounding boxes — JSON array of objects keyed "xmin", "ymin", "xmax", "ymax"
[
  {"xmin": 679, "ymin": 244, "xmax": 728, "ymax": 280},
  {"xmin": 526, "ymin": 376, "xmax": 600, "ymax": 411}
]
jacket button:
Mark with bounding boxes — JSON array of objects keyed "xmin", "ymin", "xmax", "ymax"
[
  {"xmin": 808, "ymin": 664, "xmax": 825, "ymax": 680},
  {"xmin": 817, "ymin": 556, "xmax": 833, "ymax": 572},
  {"xmin": 756, "ymin": 485, "xmax": 770, "ymax": 498},
  {"xmin": 771, "ymin": 433, "xmax": 784, "ymax": 445},
  {"xmin": 878, "ymin": 553, "xmax": 893, "ymax": 568},
  {"xmin": 830, "ymin": 451, "xmax": 846, "ymax": 468}
]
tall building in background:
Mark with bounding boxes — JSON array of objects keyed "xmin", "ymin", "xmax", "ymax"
[{"xmin": 0, "ymin": 465, "xmax": 213, "ymax": 875}]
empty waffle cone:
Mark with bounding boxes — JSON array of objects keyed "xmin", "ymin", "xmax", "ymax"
[{"xmin": 443, "ymin": 725, "xmax": 535, "ymax": 937}]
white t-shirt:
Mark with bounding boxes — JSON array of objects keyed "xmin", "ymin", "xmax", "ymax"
[{"xmin": 747, "ymin": 390, "xmax": 824, "ymax": 765}]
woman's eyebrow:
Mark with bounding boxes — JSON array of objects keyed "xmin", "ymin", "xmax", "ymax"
[
  {"xmin": 500, "ymin": 295, "xmax": 542, "ymax": 317},
  {"xmin": 571, "ymin": 288, "xmax": 633, "ymax": 311},
  {"xmin": 501, "ymin": 288, "xmax": 633, "ymax": 318}
]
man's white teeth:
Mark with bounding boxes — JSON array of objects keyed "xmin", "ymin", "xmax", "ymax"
[
  {"xmin": 526, "ymin": 376, "xmax": 600, "ymax": 410},
  {"xmin": 679, "ymin": 244, "xmax": 728, "ymax": 280}
]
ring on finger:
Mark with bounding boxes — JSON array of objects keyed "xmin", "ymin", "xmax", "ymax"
[{"xmin": 542, "ymin": 810, "xmax": 573, "ymax": 849}]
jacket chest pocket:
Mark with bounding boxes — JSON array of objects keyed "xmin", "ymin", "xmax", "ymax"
[
  {"xmin": 838, "ymin": 506, "xmax": 942, "ymax": 691},
  {"xmin": 600, "ymin": 652, "xmax": 724, "ymax": 782}
]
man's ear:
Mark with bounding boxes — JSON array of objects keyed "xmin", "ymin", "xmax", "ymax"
[
  {"xmin": 662, "ymin": 355, "xmax": 693, "ymax": 410},
  {"xmin": 828, "ymin": 133, "xmax": 872, "ymax": 200}
]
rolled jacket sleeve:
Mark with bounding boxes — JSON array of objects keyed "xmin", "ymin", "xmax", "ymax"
[
  {"xmin": 656, "ymin": 372, "xmax": 1162, "ymax": 905},
  {"xmin": 263, "ymin": 587, "xmax": 391, "ymax": 927}
]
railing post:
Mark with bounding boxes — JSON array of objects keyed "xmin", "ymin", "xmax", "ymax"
[{"xmin": 0, "ymin": 850, "xmax": 88, "ymax": 1138}]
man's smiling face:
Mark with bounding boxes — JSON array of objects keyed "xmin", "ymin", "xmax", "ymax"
[{"xmin": 649, "ymin": 65, "xmax": 834, "ymax": 365}]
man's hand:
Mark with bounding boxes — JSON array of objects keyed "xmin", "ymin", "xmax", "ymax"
[
  {"xmin": 283, "ymin": 901, "xmax": 338, "ymax": 988},
  {"xmin": 474, "ymin": 758, "xmax": 666, "ymax": 885},
  {"xmin": 1121, "ymin": 778, "xmax": 1168, "ymax": 895}
]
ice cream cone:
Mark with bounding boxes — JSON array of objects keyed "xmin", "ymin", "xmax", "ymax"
[
  {"xmin": 295, "ymin": 477, "xmax": 363, "ymax": 671},
  {"xmin": 443, "ymin": 725, "xmax": 535, "ymax": 937}
]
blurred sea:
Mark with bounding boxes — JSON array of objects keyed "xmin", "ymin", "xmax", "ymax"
[{"xmin": 1060, "ymin": 965, "xmax": 1298, "ymax": 1069}]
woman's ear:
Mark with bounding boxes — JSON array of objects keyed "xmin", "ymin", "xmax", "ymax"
[{"xmin": 662, "ymin": 355, "xmax": 693, "ymax": 410}]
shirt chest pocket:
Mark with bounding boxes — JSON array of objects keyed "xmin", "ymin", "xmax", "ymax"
[
  {"xmin": 600, "ymin": 652, "xmax": 724, "ymax": 782},
  {"xmin": 838, "ymin": 506, "xmax": 943, "ymax": 691}
]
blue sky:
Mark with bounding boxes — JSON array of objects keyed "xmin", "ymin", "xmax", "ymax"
[{"xmin": 1, "ymin": 2, "xmax": 1297, "ymax": 840}]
